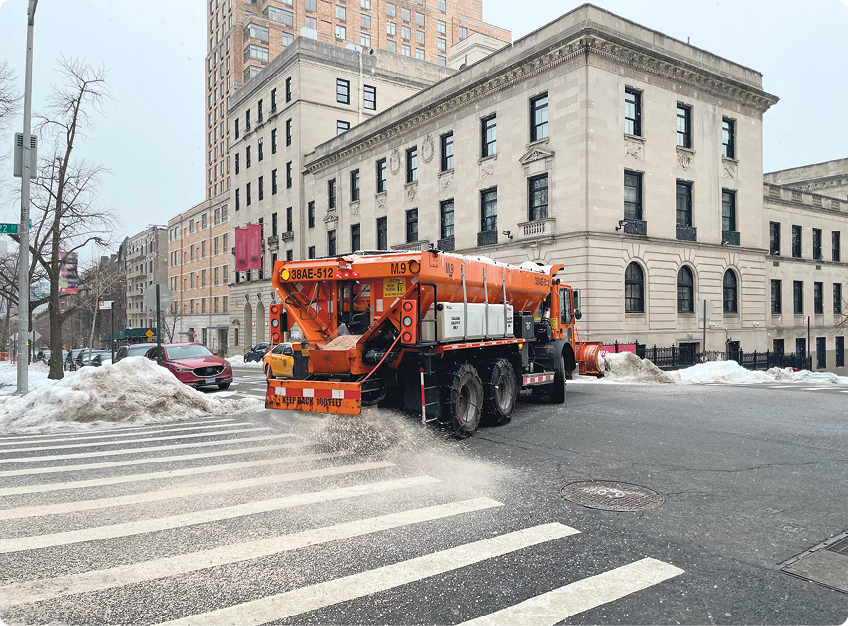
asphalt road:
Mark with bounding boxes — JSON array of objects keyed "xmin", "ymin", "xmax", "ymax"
[{"xmin": 0, "ymin": 371, "xmax": 846, "ymax": 625}]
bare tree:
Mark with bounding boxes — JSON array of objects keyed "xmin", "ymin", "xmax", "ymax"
[
  {"xmin": 73, "ymin": 259, "xmax": 124, "ymax": 365},
  {"xmin": 0, "ymin": 60, "xmax": 20, "ymax": 137},
  {"xmin": 8, "ymin": 57, "xmax": 115, "ymax": 379},
  {"xmin": 160, "ymin": 303, "xmax": 183, "ymax": 343}
]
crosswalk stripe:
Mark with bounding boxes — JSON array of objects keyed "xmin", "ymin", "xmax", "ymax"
[
  {"xmin": 0, "ymin": 427, "xmax": 271, "ymax": 454},
  {"xmin": 458, "ymin": 557, "xmax": 684, "ymax": 626},
  {"xmin": 0, "ymin": 461, "xmax": 395, "ymax": 520},
  {"xmin": 0, "ymin": 420, "xmax": 246, "ymax": 447},
  {"xmin": 0, "ymin": 497, "xmax": 504, "ymax": 609},
  {"xmin": 155, "ymin": 522, "xmax": 579, "ymax": 626},
  {"xmin": 802, "ymin": 387, "xmax": 829, "ymax": 391},
  {"xmin": 0, "ymin": 433, "xmax": 299, "ymax": 465},
  {"xmin": 0, "ymin": 441, "xmax": 311, "ymax": 478},
  {"xmin": 0, "ymin": 475, "xmax": 441, "ymax": 553},
  {"xmin": 0, "ymin": 452, "xmax": 350, "ymax": 497}
]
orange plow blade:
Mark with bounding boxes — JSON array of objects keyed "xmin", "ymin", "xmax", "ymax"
[{"xmin": 265, "ymin": 379, "xmax": 362, "ymax": 415}]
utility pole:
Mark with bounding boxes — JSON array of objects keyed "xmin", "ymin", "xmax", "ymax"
[{"xmin": 16, "ymin": 0, "xmax": 39, "ymax": 394}]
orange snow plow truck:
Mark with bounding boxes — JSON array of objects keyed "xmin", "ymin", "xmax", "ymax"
[{"xmin": 266, "ymin": 250, "xmax": 602, "ymax": 435}]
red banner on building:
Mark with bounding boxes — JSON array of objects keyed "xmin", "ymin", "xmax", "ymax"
[
  {"xmin": 234, "ymin": 224, "xmax": 262, "ymax": 271},
  {"xmin": 599, "ymin": 343, "xmax": 638, "ymax": 359}
]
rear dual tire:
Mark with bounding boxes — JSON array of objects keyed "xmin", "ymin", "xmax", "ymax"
[
  {"xmin": 442, "ymin": 363, "xmax": 483, "ymax": 436},
  {"xmin": 480, "ymin": 359, "xmax": 517, "ymax": 426}
]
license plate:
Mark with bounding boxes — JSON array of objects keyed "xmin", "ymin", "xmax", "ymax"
[{"xmin": 205, "ymin": 377, "xmax": 216, "ymax": 383}]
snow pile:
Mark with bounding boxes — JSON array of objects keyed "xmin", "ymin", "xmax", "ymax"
[
  {"xmin": 766, "ymin": 367, "xmax": 800, "ymax": 382},
  {"xmin": 676, "ymin": 360, "xmax": 772, "ymax": 384},
  {"xmin": 602, "ymin": 352, "xmax": 679, "ymax": 384},
  {"xmin": 0, "ymin": 357, "xmax": 261, "ymax": 434},
  {"xmin": 792, "ymin": 369, "xmax": 848, "ymax": 385},
  {"xmin": 227, "ymin": 355, "xmax": 264, "ymax": 368},
  {"xmin": 0, "ymin": 361, "xmax": 58, "ymax": 396}
]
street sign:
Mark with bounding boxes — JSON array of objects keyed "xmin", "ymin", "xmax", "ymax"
[
  {"xmin": 98, "ymin": 300, "xmax": 113, "ymax": 310},
  {"xmin": 697, "ymin": 299, "xmax": 713, "ymax": 322},
  {"xmin": 0, "ymin": 224, "xmax": 18, "ymax": 234},
  {"xmin": 803, "ymin": 316, "xmax": 809, "ymax": 324},
  {"xmin": 143, "ymin": 284, "xmax": 173, "ymax": 312},
  {"xmin": 145, "ymin": 329, "xmax": 155, "ymax": 342}
]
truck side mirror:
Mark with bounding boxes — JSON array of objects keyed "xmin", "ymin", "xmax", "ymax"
[
  {"xmin": 572, "ymin": 290, "xmax": 579, "ymax": 312},
  {"xmin": 574, "ymin": 310, "xmax": 582, "ymax": 320}
]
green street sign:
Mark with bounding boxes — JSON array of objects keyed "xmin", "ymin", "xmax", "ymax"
[{"xmin": 0, "ymin": 223, "xmax": 18, "ymax": 234}]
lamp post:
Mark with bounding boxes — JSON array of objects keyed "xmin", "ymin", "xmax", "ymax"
[{"xmin": 17, "ymin": 0, "xmax": 39, "ymax": 394}]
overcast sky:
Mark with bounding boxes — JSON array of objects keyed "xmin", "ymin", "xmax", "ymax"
[{"xmin": 0, "ymin": 0, "xmax": 846, "ymax": 255}]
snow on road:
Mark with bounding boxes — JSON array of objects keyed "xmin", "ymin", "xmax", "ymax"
[
  {"xmin": 226, "ymin": 355, "xmax": 264, "ymax": 369},
  {"xmin": 0, "ymin": 357, "xmax": 261, "ymax": 434}
]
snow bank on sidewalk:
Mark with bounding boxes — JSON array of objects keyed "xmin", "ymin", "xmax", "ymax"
[
  {"xmin": 227, "ymin": 355, "xmax": 264, "ymax": 368},
  {"xmin": 676, "ymin": 361, "xmax": 772, "ymax": 384},
  {"xmin": 0, "ymin": 357, "xmax": 261, "ymax": 434},
  {"xmin": 0, "ymin": 361, "xmax": 57, "ymax": 395},
  {"xmin": 602, "ymin": 352, "xmax": 679, "ymax": 383}
]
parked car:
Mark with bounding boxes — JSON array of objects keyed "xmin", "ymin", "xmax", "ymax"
[
  {"xmin": 243, "ymin": 342, "xmax": 271, "ymax": 362},
  {"xmin": 145, "ymin": 343, "xmax": 233, "ymax": 390},
  {"xmin": 263, "ymin": 342, "xmax": 296, "ymax": 380},
  {"xmin": 115, "ymin": 343, "xmax": 155, "ymax": 362},
  {"xmin": 80, "ymin": 350, "xmax": 112, "ymax": 367}
]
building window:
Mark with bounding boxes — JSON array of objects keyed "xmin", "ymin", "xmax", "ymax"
[
  {"xmin": 337, "ymin": 120, "xmax": 350, "ymax": 135},
  {"xmin": 258, "ymin": 137, "xmax": 264, "ymax": 161},
  {"xmin": 723, "ymin": 270, "xmax": 738, "ymax": 314},
  {"xmin": 625, "ymin": 263, "xmax": 644, "ymax": 313},
  {"xmin": 386, "ymin": 2, "xmax": 395, "ymax": 16},
  {"xmin": 480, "ymin": 187, "xmax": 497, "ymax": 233},
  {"xmin": 676, "ymin": 180, "xmax": 692, "ymax": 227},
  {"xmin": 286, "ymin": 161, "xmax": 292, "ymax": 188},
  {"xmin": 335, "ymin": 25, "xmax": 346, "ymax": 39},
  {"xmin": 286, "ymin": 206, "xmax": 293, "ymax": 232},
  {"xmin": 793, "ymin": 281, "xmax": 804, "ymax": 314},
  {"xmin": 272, "ymin": 168, "xmax": 278, "ymax": 194},
  {"xmin": 406, "ymin": 146, "xmax": 417, "ymax": 183},
  {"xmin": 235, "ymin": 153, "xmax": 240, "ymax": 174},
  {"xmin": 308, "ymin": 246, "xmax": 316, "ymax": 259},
  {"xmin": 401, "ymin": 44, "xmax": 411, "ymax": 57},
  {"xmin": 361, "ymin": 13, "xmax": 371, "ymax": 28},
  {"xmin": 285, "ymin": 76, "xmax": 292, "ymax": 102},
  {"xmin": 350, "ymin": 169, "xmax": 360, "ymax": 202},
  {"xmin": 813, "ymin": 228, "xmax": 822, "ymax": 260},
  {"xmin": 360, "ymin": 33, "xmax": 371, "ymax": 47},
  {"xmin": 270, "ymin": 88, "xmax": 277, "ymax": 111},
  {"xmin": 258, "ymin": 175, "xmax": 264, "ymax": 201},
  {"xmin": 677, "ymin": 266, "xmax": 694, "ymax": 313},
  {"xmin": 624, "ymin": 88, "xmax": 641, "ymax": 136},
  {"xmin": 792, "ymin": 225, "xmax": 802, "ymax": 258},
  {"xmin": 416, "ymin": 49, "xmax": 425, "ymax": 60},
  {"xmin": 722, "ymin": 118, "xmax": 735, "ymax": 158},
  {"xmin": 387, "ymin": 21, "xmax": 396, "ymax": 35},
  {"xmin": 308, "ymin": 201, "xmax": 315, "ymax": 228},
  {"xmin": 272, "ymin": 211, "xmax": 278, "ymax": 237},
  {"xmin": 814, "ymin": 281, "xmax": 823, "ymax": 315},
  {"xmin": 305, "ymin": 15, "xmax": 316, "ymax": 29},
  {"xmin": 406, "ymin": 208, "xmax": 418, "ymax": 243},
  {"xmin": 624, "ymin": 171, "xmax": 642, "ymax": 220},
  {"xmin": 416, "ymin": 12, "xmax": 424, "ymax": 26},
  {"xmin": 244, "ymin": 44, "xmax": 269, "ymax": 63},
  {"xmin": 770, "ymin": 222, "xmax": 781, "ymax": 255},
  {"xmin": 235, "ymin": 188, "xmax": 240, "ymax": 211},
  {"xmin": 257, "ymin": 99, "xmax": 263, "ymax": 123},
  {"xmin": 376, "ymin": 216, "xmax": 387, "ymax": 249},
  {"xmin": 816, "ymin": 337, "xmax": 826, "ymax": 369},
  {"xmin": 437, "ymin": 19, "xmax": 446, "ymax": 33},
  {"xmin": 246, "ymin": 181, "xmax": 251, "ymax": 206},
  {"xmin": 530, "ymin": 93, "xmax": 548, "ymax": 142},
  {"xmin": 771, "ymin": 280, "xmax": 782, "ymax": 314},
  {"xmin": 377, "ymin": 158, "xmax": 387, "ymax": 192},
  {"xmin": 328, "ymin": 229, "xmax": 336, "ymax": 256},
  {"xmin": 245, "ymin": 145, "xmax": 252, "ymax": 169},
  {"xmin": 351, "ymin": 223, "xmax": 360, "ymax": 252},
  {"xmin": 440, "ymin": 199, "xmax": 454, "ymax": 239},
  {"xmin": 335, "ymin": 5, "xmax": 346, "ymax": 19},
  {"xmin": 265, "ymin": 6, "xmax": 293, "ymax": 25},
  {"xmin": 286, "ymin": 250, "xmax": 293, "ymax": 262},
  {"xmin": 401, "ymin": 25, "xmax": 410, "ymax": 40},
  {"xmin": 416, "ymin": 30, "xmax": 425, "ymax": 45},
  {"xmin": 285, "ymin": 119, "xmax": 292, "ymax": 146},
  {"xmin": 440, "ymin": 132, "xmax": 453, "ymax": 171},
  {"xmin": 459, "ymin": 26, "xmax": 468, "ymax": 40},
  {"xmin": 834, "ymin": 283, "xmax": 843, "ymax": 315},
  {"xmin": 833, "ymin": 231, "xmax": 841, "ymax": 262},
  {"xmin": 235, "ymin": 118, "xmax": 239, "ymax": 139},
  {"xmin": 336, "ymin": 78, "xmax": 350, "ymax": 104},
  {"xmin": 528, "ymin": 174, "xmax": 548, "ymax": 221},
  {"xmin": 481, "ymin": 115, "xmax": 496, "ymax": 157},
  {"xmin": 271, "ymin": 129, "xmax": 277, "ymax": 154},
  {"xmin": 836, "ymin": 337, "xmax": 845, "ymax": 368},
  {"xmin": 363, "ymin": 84, "xmax": 376, "ymax": 110},
  {"xmin": 721, "ymin": 189, "xmax": 736, "ymax": 232},
  {"xmin": 328, "ymin": 178, "xmax": 336, "ymax": 209},
  {"xmin": 676, "ymin": 103, "xmax": 691, "ymax": 148}
]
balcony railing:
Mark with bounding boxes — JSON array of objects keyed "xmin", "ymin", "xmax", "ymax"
[
  {"xmin": 280, "ymin": 230, "xmax": 294, "ymax": 242},
  {"xmin": 437, "ymin": 237, "xmax": 455, "ymax": 251},
  {"xmin": 676, "ymin": 225, "xmax": 697, "ymax": 242},
  {"xmin": 623, "ymin": 219, "xmax": 647, "ymax": 236},
  {"xmin": 518, "ymin": 217, "xmax": 555, "ymax": 238},
  {"xmin": 266, "ymin": 235, "xmax": 279, "ymax": 250},
  {"xmin": 722, "ymin": 230, "xmax": 740, "ymax": 246},
  {"xmin": 391, "ymin": 240, "xmax": 430, "ymax": 252},
  {"xmin": 477, "ymin": 230, "xmax": 498, "ymax": 246}
]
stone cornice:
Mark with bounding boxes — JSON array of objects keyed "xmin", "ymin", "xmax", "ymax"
[{"xmin": 304, "ymin": 29, "xmax": 779, "ymax": 176}]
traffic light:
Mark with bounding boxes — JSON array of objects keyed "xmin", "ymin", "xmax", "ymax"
[
  {"xmin": 399, "ymin": 299, "xmax": 417, "ymax": 345},
  {"xmin": 269, "ymin": 303, "xmax": 287, "ymax": 344}
]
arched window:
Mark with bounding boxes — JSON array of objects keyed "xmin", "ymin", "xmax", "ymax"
[
  {"xmin": 677, "ymin": 266, "xmax": 694, "ymax": 313},
  {"xmin": 625, "ymin": 262, "xmax": 644, "ymax": 313},
  {"xmin": 723, "ymin": 269, "xmax": 738, "ymax": 314}
]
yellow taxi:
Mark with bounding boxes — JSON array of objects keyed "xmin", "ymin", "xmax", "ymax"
[{"xmin": 263, "ymin": 342, "xmax": 296, "ymax": 379}]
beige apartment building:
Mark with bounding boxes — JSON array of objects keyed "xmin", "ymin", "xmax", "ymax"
[
  {"xmin": 204, "ymin": 0, "xmax": 509, "ymax": 205},
  {"xmin": 124, "ymin": 227, "xmax": 169, "ymax": 330},
  {"xmin": 228, "ymin": 37, "xmax": 452, "ymax": 350},
  {"xmin": 300, "ymin": 5, "xmax": 780, "ymax": 358},
  {"xmin": 167, "ymin": 198, "xmax": 233, "ymax": 354}
]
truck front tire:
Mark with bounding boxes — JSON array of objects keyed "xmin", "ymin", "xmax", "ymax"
[
  {"xmin": 443, "ymin": 363, "xmax": 483, "ymax": 435},
  {"xmin": 548, "ymin": 354, "xmax": 567, "ymax": 404}
]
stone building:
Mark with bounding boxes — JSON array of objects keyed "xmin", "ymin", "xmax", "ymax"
[
  {"xmin": 124, "ymin": 227, "xmax": 168, "ymax": 330},
  {"xmin": 300, "ymin": 4, "xmax": 780, "ymax": 357},
  {"xmin": 167, "ymin": 198, "xmax": 233, "ymax": 354},
  {"xmin": 228, "ymin": 37, "xmax": 452, "ymax": 350}
]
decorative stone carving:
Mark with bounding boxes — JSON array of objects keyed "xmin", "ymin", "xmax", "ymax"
[
  {"xmin": 350, "ymin": 202, "xmax": 359, "ymax": 216},
  {"xmin": 389, "ymin": 148, "xmax": 401, "ymax": 175},
  {"xmin": 480, "ymin": 159, "xmax": 495, "ymax": 179},
  {"xmin": 376, "ymin": 193, "xmax": 387, "ymax": 214},
  {"xmin": 405, "ymin": 183, "xmax": 417, "ymax": 201},
  {"xmin": 519, "ymin": 144, "xmax": 555, "ymax": 165},
  {"xmin": 676, "ymin": 148, "xmax": 693, "ymax": 171},
  {"xmin": 323, "ymin": 209, "xmax": 338, "ymax": 229},
  {"xmin": 722, "ymin": 160, "xmax": 738, "ymax": 179},
  {"xmin": 439, "ymin": 171, "xmax": 454, "ymax": 191},
  {"xmin": 624, "ymin": 139, "xmax": 643, "ymax": 160},
  {"xmin": 421, "ymin": 133, "xmax": 435, "ymax": 163}
]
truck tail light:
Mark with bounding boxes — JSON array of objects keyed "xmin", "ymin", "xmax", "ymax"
[
  {"xmin": 400, "ymin": 299, "xmax": 417, "ymax": 344},
  {"xmin": 269, "ymin": 303, "xmax": 287, "ymax": 344}
]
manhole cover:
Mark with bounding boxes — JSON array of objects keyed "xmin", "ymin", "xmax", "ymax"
[{"xmin": 560, "ymin": 480, "xmax": 664, "ymax": 512}]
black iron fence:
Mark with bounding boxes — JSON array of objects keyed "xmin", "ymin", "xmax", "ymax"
[{"xmin": 608, "ymin": 341, "xmax": 812, "ymax": 372}]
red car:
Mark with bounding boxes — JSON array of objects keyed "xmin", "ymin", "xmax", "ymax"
[{"xmin": 145, "ymin": 343, "xmax": 233, "ymax": 390}]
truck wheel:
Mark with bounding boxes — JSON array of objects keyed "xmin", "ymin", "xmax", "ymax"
[
  {"xmin": 548, "ymin": 354, "xmax": 567, "ymax": 404},
  {"xmin": 443, "ymin": 363, "xmax": 483, "ymax": 435},
  {"xmin": 481, "ymin": 359, "xmax": 517, "ymax": 425}
]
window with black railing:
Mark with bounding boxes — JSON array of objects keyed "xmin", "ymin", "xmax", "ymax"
[
  {"xmin": 624, "ymin": 171, "xmax": 642, "ymax": 221},
  {"xmin": 480, "ymin": 187, "xmax": 497, "ymax": 232},
  {"xmin": 721, "ymin": 189, "xmax": 736, "ymax": 233},
  {"xmin": 440, "ymin": 199, "xmax": 454, "ymax": 242}
]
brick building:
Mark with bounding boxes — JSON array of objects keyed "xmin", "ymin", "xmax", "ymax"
[{"xmin": 124, "ymin": 227, "xmax": 168, "ymax": 330}]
